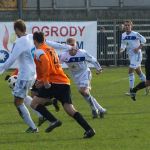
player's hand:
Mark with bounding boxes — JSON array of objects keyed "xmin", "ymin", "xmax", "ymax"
[
  {"xmin": 44, "ymin": 82, "xmax": 51, "ymax": 89},
  {"xmin": 5, "ymin": 75, "xmax": 10, "ymax": 81},
  {"xmin": 133, "ymin": 48, "xmax": 139, "ymax": 53},
  {"xmin": 119, "ymin": 48, "xmax": 124, "ymax": 53},
  {"xmin": 96, "ymin": 68, "xmax": 103, "ymax": 75},
  {"xmin": 35, "ymin": 80, "xmax": 44, "ymax": 88}
]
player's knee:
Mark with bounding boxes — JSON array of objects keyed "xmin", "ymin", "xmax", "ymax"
[
  {"xmin": 79, "ymin": 88, "xmax": 89, "ymax": 96},
  {"xmin": 63, "ymin": 103, "xmax": 76, "ymax": 117}
]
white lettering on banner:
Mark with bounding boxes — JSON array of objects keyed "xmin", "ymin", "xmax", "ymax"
[{"xmin": 32, "ymin": 26, "xmax": 85, "ymax": 37}]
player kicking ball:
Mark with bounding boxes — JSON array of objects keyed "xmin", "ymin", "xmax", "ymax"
[{"xmin": 5, "ymin": 73, "xmax": 60, "ymax": 127}]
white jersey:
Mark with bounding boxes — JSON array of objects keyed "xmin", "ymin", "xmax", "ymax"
[
  {"xmin": 1, "ymin": 34, "xmax": 36, "ymax": 80},
  {"xmin": 59, "ymin": 49, "xmax": 101, "ymax": 83},
  {"xmin": 121, "ymin": 31, "xmax": 146, "ymax": 58}
]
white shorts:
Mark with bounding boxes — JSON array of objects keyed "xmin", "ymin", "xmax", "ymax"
[
  {"xmin": 74, "ymin": 70, "xmax": 92, "ymax": 89},
  {"xmin": 13, "ymin": 79, "xmax": 35, "ymax": 99},
  {"xmin": 129, "ymin": 53, "xmax": 142, "ymax": 69}
]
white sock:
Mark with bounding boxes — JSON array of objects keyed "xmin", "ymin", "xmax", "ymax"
[
  {"xmin": 91, "ymin": 97, "xmax": 106, "ymax": 112},
  {"xmin": 139, "ymin": 72, "xmax": 146, "ymax": 82},
  {"xmin": 24, "ymin": 96, "xmax": 42, "ymax": 118},
  {"xmin": 129, "ymin": 73, "xmax": 135, "ymax": 89},
  {"xmin": 18, "ymin": 103, "xmax": 37, "ymax": 129},
  {"xmin": 82, "ymin": 94, "xmax": 97, "ymax": 111}
]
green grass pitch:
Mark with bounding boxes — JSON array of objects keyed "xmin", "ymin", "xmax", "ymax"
[{"xmin": 0, "ymin": 67, "xmax": 150, "ymax": 150}]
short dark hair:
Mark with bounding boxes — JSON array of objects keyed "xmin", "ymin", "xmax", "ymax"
[
  {"xmin": 33, "ymin": 31, "xmax": 45, "ymax": 43},
  {"xmin": 14, "ymin": 19, "xmax": 26, "ymax": 32}
]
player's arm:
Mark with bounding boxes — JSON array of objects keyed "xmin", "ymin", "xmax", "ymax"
[
  {"xmin": 119, "ymin": 35, "xmax": 126, "ymax": 53},
  {"xmin": 0, "ymin": 41, "xmax": 24, "ymax": 73},
  {"xmin": 134, "ymin": 33, "xmax": 146, "ymax": 53},
  {"xmin": 35, "ymin": 50, "xmax": 50, "ymax": 88},
  {"xmin": 46, "ymin": 40, "xmax": 72, "ymax": 51},
  {"xmin": 84, "ymin": 50, "xmax": 102, "ymax": 74}
]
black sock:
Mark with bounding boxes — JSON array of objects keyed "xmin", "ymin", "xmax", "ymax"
[
  {"xmin": 35, "ymin": 104, "xmax": 57, "ymax": 122},
  {"xmin": 133, "ymin": 81, "xmax": 146, "ymax": 93},
  {"xmin": 73, "ymin": 112, "xmax": 92, "ymax": 131}
]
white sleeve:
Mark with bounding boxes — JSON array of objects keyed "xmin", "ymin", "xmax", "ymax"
[
  {"xmin": 137, "ymin": 33, "xmax": 146, "ymax": 45},
  {"xmin": 1, "ymin": 42, "xmax": 25, "ymax": 71},
  {"xmin": 46, "ymin": 40, "xmax": 72, "ymax": 51},
  {"xmin": 84, "ymin": 50, "xmax": 102, "ymax": 70}
]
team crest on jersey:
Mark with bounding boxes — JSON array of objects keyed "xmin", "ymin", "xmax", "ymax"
[{"xmin": 0, "ymin": 50, "xmax": 9, "ymax": 63}]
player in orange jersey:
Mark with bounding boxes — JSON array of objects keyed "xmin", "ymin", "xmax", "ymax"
[{"xmin": 31, "ymin": 31, "xmax": 95, "ymax": 138}]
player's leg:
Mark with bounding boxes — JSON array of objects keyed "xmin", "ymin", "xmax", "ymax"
[
  {"xmin": 136, "ymin": 66, "xmax": 146, "ymax": 82},
  {"xmin": 126, "ymin": 67, "xmax": 135, "ymax": 95},
  {"xmin": 79, "ymin": 87, "xmax": 106, "ymax": 118},
  {"xmin": 79, "ymin": 87, "xmax": 98, "ymax": 118},
  {"xmin": 30, "ymin": 87, "xmax": 62, "ymax": 132},
  {"xmin": 55, "ymin": 84, "xmax": 95, "ymax": 138},
  {"xmin": 63, "ymin": 103, "xmax": 95, "ymax": 138},
  {"xmin": 31, "ymin": 84, "xmax": 59, "ymax": 126},
  {"xmin": 24, "ymin": 95, "xmax": 42, "ymax": 118},
  {"xmin": 24, "ymin": 95, "xmax": 47, "ymax": 127},
  {"xmin": 13, "ymin": 80, "xmax": 38, "ymax": 132},
  {"xmin": 130, "ymin": 62, "xmax": 150, "ymax": 100},
  {"xmin": 77, "ymin": 74, "xmax": 99, "ymax": 118},
  {"xmin": 135, "ymin": 66, "xmax": 149, "ymax": 95}
]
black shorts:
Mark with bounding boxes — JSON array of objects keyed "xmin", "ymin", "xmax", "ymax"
[
  {"xmin": 145, "ymin": 60, "xmax": 150, "ymax": 80},
  {"xmin": 35, "ymin": 83, "xmax": 72, "ymax": 105},
  {"xmin": 31, "ymin": 82, "xmax": 39, "ymax": 93}
]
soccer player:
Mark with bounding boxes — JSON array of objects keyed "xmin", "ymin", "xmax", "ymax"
[
  {"xmin": 5, "ymin": 69, "xmax": 59, "ymax": 127},
  {"xmin": 31, "ymin": 31, "xmax": 95, "ymax": 138},
  {"xmin": 59, "ymin": 37, "xmax": 106, "ymax": 118},
  {"xmin": 120, "ymin": 20, "xmax": 147, "ymax": 95},
  {"xmin": 0, "ymin": 19, "xmax": 38, "ymax": 133},
  {"xmin": 130, "ymin": 46, "xmax": 150, "ymax": 101}
]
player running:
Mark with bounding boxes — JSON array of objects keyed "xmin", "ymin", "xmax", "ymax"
[
  {"xmin": 59, "ymin": 37, "xmax": 106, "ymax": 118},
  {"xmin": 120, "ymin": 20, "xmax": 147, "ymax": 96},
  {"xmin": 31, "ymin": 31, "xmax": 95, "ymax": 138}
]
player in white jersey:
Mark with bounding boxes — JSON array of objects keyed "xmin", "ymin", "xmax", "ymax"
[
  {"xmin": 0, "ymin": 19, "xmax": 38, "ymax": 133},
  {"xmin": 59, "ymin": 37, "xmax": 106, "ymax": 118},
  {"xmin": 120, "ymin": 20, "xmax": 147, "ymax": 95}
]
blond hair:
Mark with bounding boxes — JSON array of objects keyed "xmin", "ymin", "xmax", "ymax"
[{"xmin": 66, "ymin": 37, "xmax": 76, "ymax": 45}]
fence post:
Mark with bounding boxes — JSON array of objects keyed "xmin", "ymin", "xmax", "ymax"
[
  {"xmin": 17, "ymin": 0, "xmax": 23, "ymax": 19},
  {"xmin": 86, "ymin": 0, "xmax": 90, "ymax": 16},
  {"xmin": 37, "ymin": 0, "xmax": 41, "ymax": 20},
  {"xmin": 113, "ymin": 19, "xmax": 117, "ymax": 66}
]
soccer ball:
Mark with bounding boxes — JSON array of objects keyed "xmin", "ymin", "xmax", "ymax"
[{"xmin": 7, "ymin": 75, "xmax": 17, "ymax": 89}]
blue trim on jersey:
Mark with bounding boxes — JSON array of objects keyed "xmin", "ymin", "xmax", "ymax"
[
  {"xmin": 31, "ymin": 47, "xmax": 35, "ymax": 58},
  {"xmin": 123, "ymin": 36, "xmax": 136, "ymax": 40},
  {"xmin": 67, "ymin": 57, "xmax": 85, "ymax": 63},
  {"xmin": 0, "ymin": 50, "xmax": 9, "ymax": 63}
]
